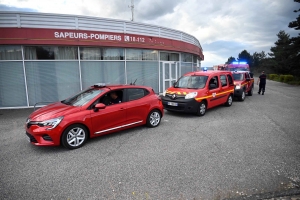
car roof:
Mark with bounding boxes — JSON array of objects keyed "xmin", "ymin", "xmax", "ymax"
[
  {"xmin": 91, "ymin": 83, "xmax": 153, "ymax": 91},
  {"xmin": 184, "ymin": 70, "xmax": 232, "ymax": 76}
]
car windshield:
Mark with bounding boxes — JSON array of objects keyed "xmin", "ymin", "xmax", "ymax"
[
  {"xmin": 174, "ymin": 75, "xmax": 208, "ymax": 89},
  {"xmin": 233, "ymin": 73, "xmax": 244, "ymax": 81},
  {"xmin": 229, "ymin": 68, "xmax": 248, "ymax": 72},
  {"xmin": 61, "ymin": 88, "xmax": 103, "ymax": 106}
]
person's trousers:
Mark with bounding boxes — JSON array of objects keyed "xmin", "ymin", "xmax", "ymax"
[{"xmin": 258, "ymin": 83, "xmax": 265, "ymax": 94}]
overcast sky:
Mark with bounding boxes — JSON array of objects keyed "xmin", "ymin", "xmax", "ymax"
[{"xmin": 0, "ymin": 0, "xmax": 299, "ymax": 67}]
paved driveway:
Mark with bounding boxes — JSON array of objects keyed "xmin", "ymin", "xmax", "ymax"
[{"xmin": 0, "ymin": 78, "xmax": 300, "ymax": 199}]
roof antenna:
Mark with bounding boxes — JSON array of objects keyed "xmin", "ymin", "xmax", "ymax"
[
  {"xmin": 128, "ymin": 0, "xmax": 134, "ymax": 21},
  {"xmin": 130, "ymin": 79, "xmax": 137, "ymax": 85}
]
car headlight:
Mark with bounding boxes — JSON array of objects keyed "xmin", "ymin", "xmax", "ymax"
[
  {"xmin": 185, "ymin": 92, "xmax": 198, "ymax": 99},
  {"xmin": 39, "ymin": 116, "xmax": 63, "ymax": 130},
  {"xmin": 235, "ymin": 84, "xmax": 241, "ymax": 89}
]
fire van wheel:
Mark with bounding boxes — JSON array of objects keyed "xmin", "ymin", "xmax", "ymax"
[
  {"xmin": 248, "ymin": 86, "xmax": 253, "ymax": 96},
  {"xmin": 238, "ymin": 91, "xmax": 246, "ymax": 101},
  {"xmin": 224, "ymin": 95, "xmax": 233, "ymax": 107},
  {"xmin": 61, "ymin": 124, "xmax": 88, "ymax": 150},
  {"xmin": 196, "ymin": 101, "xmax": 206, "ymax": 116},
  {"xmin": 146, "ymin": 109, "xmax": 161, "ymax": 128}
]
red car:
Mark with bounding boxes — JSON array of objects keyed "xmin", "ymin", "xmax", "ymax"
[{"xmin": 25, "ymin": 83, "xmax": 164, "ymax": 149}]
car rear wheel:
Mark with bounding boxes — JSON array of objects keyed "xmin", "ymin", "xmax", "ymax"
[
  {"xmin": 196, "ymin": 101, "xmax": 206, "ymax": 116},
  {"xmin": 61, "ymin": 124, "xmax": 88, "ymax": 150},
  {"xmin": 248, "ymin": 85, "xmax": 253, "ymax": 96},
  {"xmin": 239, "ymin": 90, "xmax": 245, "ymax": 101},
  {"xmin": 225, "ymin": 94, "xmax": 233, "ymax": 107},
  {"xmin": 146, "ymin": 109, "xmax": 161, "ymax": 128}
]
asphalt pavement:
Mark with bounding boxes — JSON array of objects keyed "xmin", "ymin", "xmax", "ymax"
[{"xmin": 0, "ymin": 78, "xmax": 300, "ymax": 200}]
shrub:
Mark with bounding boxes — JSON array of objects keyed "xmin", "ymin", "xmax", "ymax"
[
  {"xmin": 268, "ymin": 74, "xmax": 278, "ymax": 80},
  {"xmin": 279, "ymin": 75, "xmax": 285, "ymax": 82},
  {"xmin": 284, "ymin": 75, "xmax": 294, "ymax": 83}
]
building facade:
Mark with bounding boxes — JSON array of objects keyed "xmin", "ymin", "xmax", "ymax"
[{"xmin": 0, "ymin": 11, "xmax": 204, "ymax": 109}]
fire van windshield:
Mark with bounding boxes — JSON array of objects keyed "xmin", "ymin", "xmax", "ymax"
[{"xmin": 174, "ymin": 75, "xmax": 208, "ymax": 89}]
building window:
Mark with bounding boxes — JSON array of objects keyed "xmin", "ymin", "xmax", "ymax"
[
  {"xmin": 24, "ymin": 46, "xmax": 78, "ymax": 60},
  {"xmin": 102, "ymin": 48, "xmax": 124, "ymax": 60},
  {"xmin": 193, "ymin": 55, "xmax": 198, "ymax": 64},
  {"xmin": 80, "ymin": 47, "xmax": 124, "ymax": 60},
  {"xmin": 182, "ymin": 53, "xmax": 192, "ymax": 62},
  {"xmin": 0, "ymin": 45, "xmax": 22, "ymax": 60},
  {"xmin": 126, "ymin": 49, "xmax": 158, "ymax": 60},
  {"xmin": 160, "ymin": 52, "xmax": 179, "ymax": 61}
]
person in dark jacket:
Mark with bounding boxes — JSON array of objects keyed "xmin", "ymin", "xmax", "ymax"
[
  {"xmin": 109, "ymin": 92, "xmax": 122, "ymax": 104},
  {"xmin": 257, "ymin": 71, "xmax": 267, "ymax": 95}
]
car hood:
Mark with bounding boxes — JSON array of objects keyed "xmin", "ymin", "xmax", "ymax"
[
  {"xmin": 166, "ymin": 87, "xmax": 198, "ymax": 95},
  {"xmin": 234, "ymin": 80, "xmax": 243, "ymax": 85},
  {"xmin": 29, "ymin": 102, "xmax": 82, "ymax": 121}
]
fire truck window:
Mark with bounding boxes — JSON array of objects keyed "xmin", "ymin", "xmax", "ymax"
[
  {"xmin": 209, "ymin": 76, "xmax": 219, "ymax": 89},
  {"xmin": 220, "ymin": 75, "xmax": 227, "ymax": 87},
  {"xmin": 227, "ymin": 75, "xmax": 233, "ymax": 85}
]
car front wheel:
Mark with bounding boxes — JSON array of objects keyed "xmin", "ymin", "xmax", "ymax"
[
  {"xmin": 61, "ymin": 124, "xmax": 88, "ymax": 150},
  {"xmin": 196, "ymin": 101, "xmax": 206, "ymax": 116},
  {"xmin": 239, "ymin": 90, "xmax": 245, "ymax": 101},
  {"xmin": 225, "ymin": 94, "xmax": 233, "ymax": 107},
  {"xmin": 146, "ymin": 109, "xmax": 161, "ymax": 128}
]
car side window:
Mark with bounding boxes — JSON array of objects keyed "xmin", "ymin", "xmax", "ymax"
[
  {"xmin": 209, "ymin": 76, "xmax": 219, "ymax": 90},
  {"xmin": 227, "ymin": 74, "xmax": 233, "ymax": 85},
  {"xmin": 220, "ymin": 75, "xmax": 227, "ymax": 87},
  {"xmin": 127, "ymin": 88, "xmax": 148, "ymax": 101},
  {"xmin": 245, "ymin": 73, "xmax": 249, "ymax": 79},
  {"xmin": 99, "ymin": 90, "xmax": 123, "ymax": 106}
]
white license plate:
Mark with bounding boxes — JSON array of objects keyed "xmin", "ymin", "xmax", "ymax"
[{"xmin": 168, "ymin": 102, "xmax": 178, "ymax": 106}]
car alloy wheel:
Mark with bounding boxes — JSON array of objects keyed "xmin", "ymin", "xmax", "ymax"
[
  {"xmin": 225, "ymin": 95, "xmax": 233, "ymax": 107},
  {"xmin": 147, "ymin": 110, "xmax": 161, "ymax": 127},
  {"xmin": 62, "ymin": 124, "xmax": 88, "ymax": 149},
  {"xmin": 239, "ymin": 91, "xmax": 245, "ymax": 101},
  {"xmin": 196, "ymin": 101, "xmax": 206, "ymax": 116}
]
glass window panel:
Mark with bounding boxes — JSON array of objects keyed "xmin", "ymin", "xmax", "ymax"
[
  {"xmin": 24, "ymin": 46, "xmax": 37, "ymax": 60},
  {"xmin": 160, "ymin": 52, "xmax": 179, "ymax": 61},
  {"xmin": 181, "ymin": 62, "xmax": 192, "ymax": 76},
  {"xmin": 102, "ymin": 48, "xmax": 124, "ymax": 60},
  {"xmin": 142, "ymin": 50, "xmax": 158, "ymax": 60},
  {"xmin": 193, "ymin": 55, "xmax": 198, "ymax": 64},
  {"xmin": 126, "ymin": 49, "xmax": 158, "ymax": 60},
  {"xmin": 126, "ymin": 49, "xmax": 142, "ymax": 60},
  {"xmin": 80, "ymin": 47, "xmax": 101, "ymax": 60},
  {"xmin": 0, "ymin": 61, "xmax": 27, "ymax": 107},
  {"xmin": 126, "ymin": 61, "xmax": 159, "ymax": 93},
  {"xmin": 25, "ymin": 61, "xmax": 80, "ymax": 106},
  {"xmin": 54, "ymin": 46, "xmax": 78, "ymax": 60},
  {"xmin": 170, "ymin": 53, "xmax": 179, "ymax": 61},
  {"xmin": 0, "ymin": 46, "xmax": 22, "ymax": 60},
  {"xmin": 182, "ymin": 53, "xmax": 192, "ymax": 62},
  {"xmin": 25, "ymin": 46, "xmax": 78, "ymax": 60},
  {"xmin": 164, "ymin": 63, "xmax": 170, "ymax": 79},
  {"xmin": 81, "ymin": 61, "xmax": 125, "ymax": 88}
]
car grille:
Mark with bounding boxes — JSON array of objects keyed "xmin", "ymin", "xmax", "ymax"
[
  {"xmin": 164, "ymin": 104, "xmax": 185, "ymax": 111},
  {"xmin": 26, "ymin": 132, "xmax": 37, "ymax": 143}
]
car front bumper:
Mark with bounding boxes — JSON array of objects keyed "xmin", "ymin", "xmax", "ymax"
[{"xmin": 161, "ymin": 96, "xmax": 199, "ymax": 113}]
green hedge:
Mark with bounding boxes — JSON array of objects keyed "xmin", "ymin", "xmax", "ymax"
[
  {"xmin": 268, "ymin": 74, "xmax": 279, "ymax": 80},
  {"xmin": 283, "ymin": 75, "xmax": 294, "ymax": 83},
  {"xmin": 268, "ymin": 74, "xmax": 295, "ymax": 83}
]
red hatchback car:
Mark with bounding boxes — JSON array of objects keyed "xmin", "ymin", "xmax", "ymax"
[{"xmin": 25, "ymin": 83, "xmax": 164, "ymax": 149}]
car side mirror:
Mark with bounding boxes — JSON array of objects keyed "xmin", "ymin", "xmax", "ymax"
[
  {"xmin": 249, "ymin": 73, "xmax": 254, "ymax": 78},
  {"xmin": 94, "ymin": 103, "xmax": 106, "ymax": 112}
]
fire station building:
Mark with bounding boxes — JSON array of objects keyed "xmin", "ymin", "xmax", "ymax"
[{"xmin": 0, "ymin": 11, "xmax": 204, "ymax": 109}]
